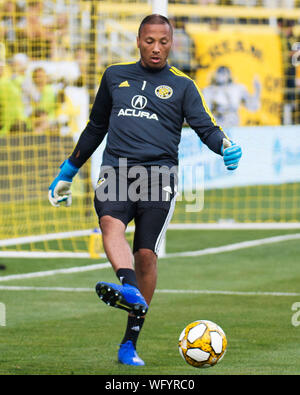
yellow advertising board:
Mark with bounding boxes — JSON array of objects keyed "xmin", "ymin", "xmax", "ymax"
[{"xmin": 186, "ymin": 25, "xmax": 283, "ymax": 127}]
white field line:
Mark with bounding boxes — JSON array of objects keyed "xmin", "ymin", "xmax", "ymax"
[
  {"xmin": 0, "ymin": 251, "xmax": 91, "ymax": 258},
  {"xmin": 0, "ymin": 262, "xmax": 111, "ymax": 282},
  {"xmin": 0, "ymin": 226, "xmax": 136, "ymax": 248},
  {"xmin": 0, "ymin": 232, "xmax": 299, "ymax": 283},
  {"xmin": 0, "ymin": 229, "xmax": 94, "ymax": 247},
  {"xmin": 0, "ymin": 285, "xmax": 92, "ymax": 292},
  {"xmin": 169, "ymin": 223, "xmax": 300, "ymax": 230},
  {"xmin": 0, "ymin": 285, "xmax": 299, "ymax": 297},
  {"xmin": 1, "ymin": 224, "xmax": 300, "ymax": 258},
  {"xmin": 1, "ymin": 222, "xmax": 300, "ymax": 249},
  {"xmin": 164, "ymin": 232, "xmax": 300, "ymax": 259}
]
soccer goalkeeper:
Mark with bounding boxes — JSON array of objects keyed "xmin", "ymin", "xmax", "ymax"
[{"xmin": 49, "ymin": 14, "xmax": 242, "ymax": 366}]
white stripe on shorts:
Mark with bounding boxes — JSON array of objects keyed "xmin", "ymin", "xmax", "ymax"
[{"xmin": 154, "ymin": 192, "xmax": 178, "ymax": 255}]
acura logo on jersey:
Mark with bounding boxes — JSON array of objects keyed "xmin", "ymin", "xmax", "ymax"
[
  {"xmin": 131, "ymin": 95, "xmax": 147, "ymax": 109},
  {"xmin": 117, "ymin": 94, "xmax": 159, "ymax": 121}
]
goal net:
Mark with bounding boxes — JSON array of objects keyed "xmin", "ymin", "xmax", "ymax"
[{"xmin": 0, "ymin": 0, "xmax": 299, "ymax": 258}]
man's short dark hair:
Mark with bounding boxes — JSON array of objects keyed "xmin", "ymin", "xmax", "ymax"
[{"xmin": 138, "ymin": 14, "xmax": 173, "ymax": 37}]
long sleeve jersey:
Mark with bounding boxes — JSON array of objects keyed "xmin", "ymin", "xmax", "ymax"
[{"xmin": 69, "ymin": 60, "xmax": 228, "ymax": 169}]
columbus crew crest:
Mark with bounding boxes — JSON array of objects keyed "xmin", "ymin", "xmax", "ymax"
[{"xmin": 155, "ymin": 85, "xmax": 173, "ymax": 99}]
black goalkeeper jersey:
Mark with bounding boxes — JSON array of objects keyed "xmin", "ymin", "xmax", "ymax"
[{"xmin": 70, "ymin": 60, "xmax": 228, "ymax": 168}]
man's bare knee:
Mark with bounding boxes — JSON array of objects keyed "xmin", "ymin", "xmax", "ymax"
[{"xmin": 135, "ymin": 249, "xmax": 157, "ymax": 269}]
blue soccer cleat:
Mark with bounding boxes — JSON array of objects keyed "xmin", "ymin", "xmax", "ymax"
[
  {"xmin": 118, "ymin": 341, "xmax": 145, "ymax": 366},
  {"xmin": 95, "ymin": 281, "xmax": 148, "ymax": 317}
]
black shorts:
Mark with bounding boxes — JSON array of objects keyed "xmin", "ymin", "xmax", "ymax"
[{"xmin": 94, "ymin": 165, "xmax": 177, "ymax": 255}]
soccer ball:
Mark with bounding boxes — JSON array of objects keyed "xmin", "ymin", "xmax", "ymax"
[{"xmin": 178, "ymin": 320, "xmax": 227, "ymax": 368}]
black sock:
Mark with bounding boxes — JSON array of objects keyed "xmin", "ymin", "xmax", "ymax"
[
  {"xmin": 116, "ymin": 268, "xmax": 139, "ymax": 289},
  {"xmin": 121, "ymin": 315, "xmax": 145, "ymax": 348}
]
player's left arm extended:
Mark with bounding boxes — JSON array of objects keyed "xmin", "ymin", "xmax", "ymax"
[
  {"xmin": 183, "ymin": 80, "xmax": 242, "ymax": 171},
  {"xmin": 48, "ymin": 70, "xmax": 112, "ymax": 207},
  {"xmin": 48, "ymin": 121, "xmax": 108, "ymax": 207}
]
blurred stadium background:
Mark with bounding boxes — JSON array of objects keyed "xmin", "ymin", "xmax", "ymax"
[{"xmin": 0, "ymin": 0, "xmax": 300, "ymax": 258}]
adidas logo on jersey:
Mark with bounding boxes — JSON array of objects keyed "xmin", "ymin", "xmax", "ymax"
[{"xmin": 119, "ymin": 80, "xmax": 130, "ymax": 87}]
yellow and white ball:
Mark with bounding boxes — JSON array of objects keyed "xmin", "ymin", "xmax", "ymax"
[{"xmin": 178, "ymin": 320, "xmax": 227, "ymax": 368}]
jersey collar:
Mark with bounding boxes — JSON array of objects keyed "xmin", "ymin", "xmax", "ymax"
[{"xmin": 137, "ymin": 60, "xmax": 170, "ymax": 73}]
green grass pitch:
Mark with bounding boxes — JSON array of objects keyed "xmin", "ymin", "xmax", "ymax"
[{"xmin": 0, "ymin": 229, "xmax": 300, "ymax": 375}]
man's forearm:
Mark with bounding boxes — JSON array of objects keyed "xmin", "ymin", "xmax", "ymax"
[{"xmin": 69, "ymin": 121, "xmax": 107, "ymax": 168}]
